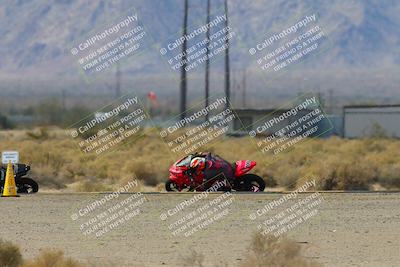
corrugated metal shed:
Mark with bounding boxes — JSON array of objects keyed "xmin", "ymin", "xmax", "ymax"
[{"xmin": 344, "ymin": 105, "xmax": 400, "ymax": 138}]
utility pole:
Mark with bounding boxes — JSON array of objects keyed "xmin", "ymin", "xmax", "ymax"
[
  {"xmin": 232, "ymin": 70, "xmax": 238, "ymax": 106},
  {"xmin": 61, "ymin": 89, "xmax": 66, "ymax": 111},
  {"xmin": 115, "ymin": 62, "xmax": 121, "ymax": 98},
  {"xmin": 204, "ymin": 0, "xmax": 211, "ymax": 122},
  {"xmin": 242, "ymin": 69, "xmax": 247, "ymax": 108},
  {"xmin": 180, "ymin": 0, "xmax": 189, "ymax": 120},
  {"xmin": 328, "ymin": 88, "xmax": 333, "ymax": 114},
  {"xmin": 224, "ymin": 0, "xmax": 230, "ymax": 111}
]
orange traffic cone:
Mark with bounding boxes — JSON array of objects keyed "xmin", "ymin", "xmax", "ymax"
[{"xmin": 1, "ymin": 161, "xmax": 19, "ymax": 197}]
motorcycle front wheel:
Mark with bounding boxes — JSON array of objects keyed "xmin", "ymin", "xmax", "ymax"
[
  {"xmin": 17, "ymin": 177, "xmax": 39, "ymax": 194},
  {"xmin": 165, "ymin": 180, "xmax": 193, "ymax": 192},
  {"xmin": 165, "ymin": 180, "xmax": 179, "ymax": 192}
]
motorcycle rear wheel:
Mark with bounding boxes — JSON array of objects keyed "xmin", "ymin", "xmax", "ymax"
[
  {"xmin": 17, "ymin": 177, "xmax": 39, "ymax": 194},
  {"xmin": 235, "ymin": 174, "xmax": 265, "ymax": 192}
]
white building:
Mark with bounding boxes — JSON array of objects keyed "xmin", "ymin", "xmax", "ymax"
[{"xmin": 344, "ymin": 105, "xmax": 400, "ymax": 138}]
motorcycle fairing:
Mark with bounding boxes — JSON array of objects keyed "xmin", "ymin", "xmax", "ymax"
[{"xmin": 234, "ymin": 160, "xmax": 256, "ymax": 177}]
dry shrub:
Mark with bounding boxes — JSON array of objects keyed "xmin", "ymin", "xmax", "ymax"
[
  {"xmin": 25, "ymin": 128, "xmax": 50, "ymax": 140},
  {"xmin": 182, "ymin": 251, "xmax": 205, "ymax": 267},
  {"xmin": 332, "ymin": 160, "xmax": 376, "ymax": 190},
  {"xmin": 123, "ymin": 159, "xmax": 159, "ymax": 186},
  {"xmin": 74, "ymin": 180, "xmax": 111, "ymax": 192},
  {"xmin": 31, "ymin": 164, "xmax": 67, "ymax": 189},
  {"xmin": 180, "ymin": 233, "xmax": 322, "ymax": 267},
  {"xmin": 270, "ymin": 137, "xmax": 399, "ymax": 190},
  {"xmin": 269, "ymin": 162, "xmax": 301, "ymax": 189},
  {"xmin": 377, "ymin": 164, "xmax": 400, "ymax": 188},
  {"xmin": 21, "ymin": 249, "xmax": 81, "ymax": 267},
  {"xmin": 300, "ymin": 155, "xmax": 376, "ymax": 190},
  {"xmin": 239, "ymin": 233, "xmax": 322, "ymax": 267},
  {"xmin": 123, "ymin": 156, "xmax": 171, "ymax": 186},
  {"xmin": 81, "ymin": 262, "xmax": 115, "ymax": 267},
  {"xmin": 0, "ymin": 240, "xmax": 127, "ymax": 267},
  {"xmin": 0, "ymin": 239, "xmax": 23, "ymax": 267},
  {"xmin": 2, "ymin": 128, "xmax": 400, "ymax": 191},
  {"xmin": 117, "ymin": 175, "xmax": 144, "ymax": 192},
  {"xmin": 155, "ymin": 182, "xmax": 166, "ymax": 192}
]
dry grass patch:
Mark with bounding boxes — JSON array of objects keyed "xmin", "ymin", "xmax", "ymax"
[
  {"xmin": 21, "ymin": 250, "xmax": 81, "ymax": 267},
  {"xmin": 1, "ymin": 128, "xmax": 400, "ymax": 191},
  {"xmin": 239, "ymin": 233, "xmax": 322, "ymax": 267},
  {"xmin": 0, "ymin": 239, "xmax": 23, "ymax": 267}
]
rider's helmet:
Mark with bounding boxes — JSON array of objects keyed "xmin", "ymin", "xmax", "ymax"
[{"xmin": 190, "ymin": 157, "xmax": 206, "ymax": 172}]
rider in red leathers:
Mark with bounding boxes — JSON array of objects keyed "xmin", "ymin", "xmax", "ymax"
[{"xmin": 189, "ymin": 152, "xmax": 233, "ymax": 190}]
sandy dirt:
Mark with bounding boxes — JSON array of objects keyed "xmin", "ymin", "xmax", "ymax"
[{"xmin": 1, "ymin": 192, "xmax": 399, "ymax": 267}]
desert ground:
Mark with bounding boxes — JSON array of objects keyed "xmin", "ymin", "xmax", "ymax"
[{"xmin": 1, "ymin": 192, "xmax": 399, "ymax": 267}]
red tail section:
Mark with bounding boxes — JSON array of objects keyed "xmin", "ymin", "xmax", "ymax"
[{"xmin": 234, "ymin": 160, "xmax": 256, "ymax": 177}]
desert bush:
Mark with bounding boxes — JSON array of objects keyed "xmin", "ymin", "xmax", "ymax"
[
  {"xmin": 368, "ymin": 122, "xmax": 388, "ymax": 138},
  {"xmin": 21, "ymin": 249, "xmax": 81, "ymax": 267},
  {"xmin": 0, "ymin": 239, "xmax": 23, "ymax": 267},
  {"xmin": 182, "ymin": 251, "xmax": 205, "ymax": 267},
  {"xmin": 239, "ymin": 233, "xmax": 322, "ymax": 267},
  {"xmin": 155, "ymin": 182, "xmax": 166, "ymax": 192},
  {"xmin": 26, "ymin": 128, "xmax": 50, "ymax": 140},
  {"xmin": 122, "ymin": 158, "xmax": 158, "ymax": 186},
  {"xmin": 377, "ymin": 164, "xmax": 400, "ymax": 188},
  {"xmin": 180, "ymin": 233, "xmax": 323, "ymax": 267},
  {"xmin": 31, "ymin": 164, "xmax": 67, "ymax": 189},
  {"xmin": 1, "ymin": 128, "xmax": 400, "ymax": 191},
  {"xmin": 272, "ymin": 165, "xmax": 301, "ymax": 188},
  {"xmin": 74, "ymin": 180, "xmax": 112, "ymax": 192},
  {"xmin": 117, "ymin": 175, "xmax": 144, "ymax": 192}
]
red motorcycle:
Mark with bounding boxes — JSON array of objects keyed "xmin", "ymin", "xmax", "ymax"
[{"xmin": 165, "ymin": 153, "xmax": 265, "ymax": 192}]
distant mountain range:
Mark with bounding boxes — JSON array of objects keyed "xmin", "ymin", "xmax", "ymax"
[{"xmin": 0, "ymin": 0, "xmax": 399, "ymax": 105}]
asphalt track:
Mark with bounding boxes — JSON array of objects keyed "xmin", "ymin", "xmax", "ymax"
[{"xmin": 1, "ymin": 191, "xmax": 399, "ymax": 267}]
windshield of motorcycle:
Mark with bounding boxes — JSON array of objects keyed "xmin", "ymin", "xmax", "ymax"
[{"xmin": 175, "ymin": 155, "xmax": 192, "ymax": 167}]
